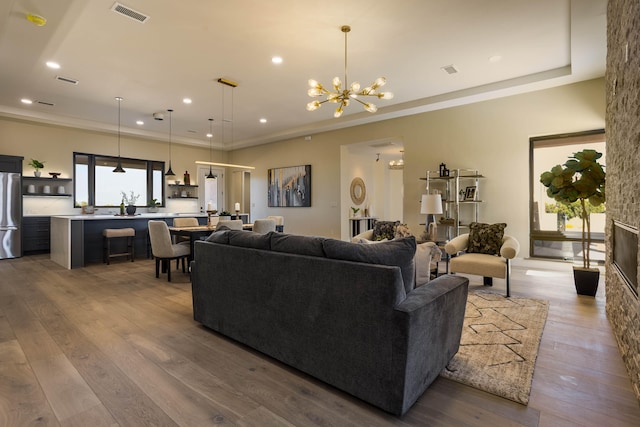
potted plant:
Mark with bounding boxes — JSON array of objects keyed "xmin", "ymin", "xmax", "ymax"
[
  {"xmin": 28, "ymin": 159, "xmax": 45, "ymax": 177},
  {"xmin": 120, "ymin": 190, "xmax": 140, "ymax": 215},
  {"xmin": 148, "ymin": 198, "xmax": 160, "ymax": 213},
  {"xmin": 219, "ymin": 210, "xmax": 232, "ymax": 220},
  {"xmin": 540, "ymin": 149, "xmax": 606, "ymax": 296},
  {"xmin": 351, "ymin": 207, "xmax": 360, "ymax": 218}
]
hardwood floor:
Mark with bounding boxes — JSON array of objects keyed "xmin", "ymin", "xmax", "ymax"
[{"xmin": 0, "ymin": 255, "xmax": 638, "ymax": 426}]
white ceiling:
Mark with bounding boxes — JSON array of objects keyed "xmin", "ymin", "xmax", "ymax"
[{"xmin": 0, "ymin": 0, "xmax": 606, "ymax": 153}]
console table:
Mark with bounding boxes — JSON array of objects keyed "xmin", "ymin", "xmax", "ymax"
[{"xmin": 349, "ymin": 217, "xmax": 377, "ymax": 238}]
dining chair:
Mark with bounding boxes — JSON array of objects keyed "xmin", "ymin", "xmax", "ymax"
[
  {"xmin": 217, "ymin": 219, "xmax": 243, "ymax": 230},
  {"xmin": 267, "ymin": 215, "xmax": 284, "ymax": 232},
  {"xmin": 253, "ymin": 219, "xmax": 276, "ymax": 234},
  {"xmin": 172, "ymin": 217, "xmax": 199, "ymax": 243},
  {"xmin": 148, "ymin": 220, "xmax": 191, "ymax": 282}
]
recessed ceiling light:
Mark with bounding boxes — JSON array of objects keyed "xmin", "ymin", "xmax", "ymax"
[
  {"xmin": 46, "ymin": 61, "xmax": 60, "ymax": 69},
  {"xmin": 206, "ymin": 132, "xmax": 213, "ymax": 138},
  {"xmin": 259, "ymin": 118, "xmax": 267, "ymax": 123},
  {"xmin": 21, "ymin": 98, "xmax": 33, "ymax": 104},
  {"xmin": 488, "ymin": 55, "xmax": 502, "ymax": 63},
  {"xmin": 136, "ymin": 120, "xmax": 144, "ymax": 125},
  {"xmin": 183, "ymin": 98, "xmax": 192, "ymax": 104},
  {"xmin": 271, "ymin": 56, "xmax": 283, "ymax": 64}
]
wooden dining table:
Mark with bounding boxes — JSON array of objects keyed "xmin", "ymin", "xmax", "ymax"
[{"xmin": 168, "ymin": 224, "xmax": 253, "ymax": 261}]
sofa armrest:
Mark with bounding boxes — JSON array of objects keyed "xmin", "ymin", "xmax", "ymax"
[
  {"xmin": 444, "ymin": 233, "xmax": 469, "ymax": 255},
  {"xmin": 500, "ymin": 234, "xmax": 520, "ymax": 259},
  {"xmin": 351, "ymin": 229, "xmax": 374, "ymax": 242},
  {"xmin": 393, "ymin": 274, "xmax": 469, "ymax": 414}
]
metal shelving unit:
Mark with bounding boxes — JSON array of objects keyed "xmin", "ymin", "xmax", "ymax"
[{"xmin": 420, "ymin": 169, "xmax": 484, "ymax": 239}]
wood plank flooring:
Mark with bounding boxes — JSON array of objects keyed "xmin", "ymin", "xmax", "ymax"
[{"xmin": 0, "ymin": 255, "xmax": 638, "ymax": 426}]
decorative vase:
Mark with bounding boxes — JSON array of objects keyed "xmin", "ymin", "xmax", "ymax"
[
  {"xmin": 126, "ymin": 205, "xmax": 137, "ymax": 215},
  {"xmin": 34, "ymin": 171, "xmax": 41, "ymax": 177},
  {"xmin": 220, "ymin": 215, "xmax": 231, "ymax": 221}
]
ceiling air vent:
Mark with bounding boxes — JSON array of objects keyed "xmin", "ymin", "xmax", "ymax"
[
  {"xmin": 56, "ymin": 75, "xmax": 79, "ymax": 85},
  {"xmin": 36, "ymin": 101, "xmax": 55, "ymax": 107},
  {"xmin": 111, "ymin": 2, "xmax": 150, "ymax": 24},
  {"xmin": 441, "ymin": 64, "xmax": 459, "ymax": 75}
]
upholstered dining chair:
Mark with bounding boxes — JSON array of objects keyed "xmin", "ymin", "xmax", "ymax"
[
  {"xmin": 148, "ymin": 220, "xmax": 191, "ymax": 282},
  {"xmin": 172, "ymin": 217, "xmax": 199, "ymax": 243},
  {"xmin": 444, "ymin": 222, "xmax": 519, "ymax": 297},
  {"xmin": 217, "ymin": 219, "xmax": 243, "ymax": 230},
  {"xmin": 253, "ymin": 219, "xmax": 276, "ymax": 234},
  {"xmin": 267, "ymin": 215, "xmax": 284, "ymax": 232}
]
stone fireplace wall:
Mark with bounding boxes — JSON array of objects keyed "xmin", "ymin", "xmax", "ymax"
[{"xmin": 605, "ymin": 0, "xmax": 640, "ymax": 401}]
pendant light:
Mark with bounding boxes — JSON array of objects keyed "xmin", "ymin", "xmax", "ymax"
[
  {"xmin": 164, "ymin": 108, "xmax": 175, "ymax": 176},
  {"xmin": 206, "ymin": 118, "xmax": 215, "ymax": 179},
  {"xmin": 112, "ymin": 96, "xmax": 126, "ymax": 173}
]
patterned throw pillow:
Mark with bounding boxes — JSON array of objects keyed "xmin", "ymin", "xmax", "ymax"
[
  {"xmin": 467, "ymin": 222, "xmax": 507, "ymax": 255},
  {"xmin": 394, "ymin": 223, "xmax": 412, "ymax": 239},
  {"xmin": 372, "ymin": 220, "xmax": 400, "ymax": 241}
]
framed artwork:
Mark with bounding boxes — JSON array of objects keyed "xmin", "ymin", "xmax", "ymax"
[
  {"xmin": 268, "ymin": 164, "xmax": 311, "ymax": 207},
  {"xmin": 464, "ymin": 186, "xmax": 477, "ymax": 201}
]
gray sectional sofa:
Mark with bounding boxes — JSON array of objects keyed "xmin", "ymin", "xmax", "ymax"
[{"xmin": 190, "ymin": 230, "xmax": 469, "ymax": 416}]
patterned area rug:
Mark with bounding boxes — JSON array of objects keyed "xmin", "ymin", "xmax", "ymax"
[{"xmin": 440, "ymin": 291, "xmax": 549, "ymax": 404}]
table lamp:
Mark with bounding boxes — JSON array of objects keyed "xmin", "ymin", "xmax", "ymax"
[{"xmin": 421, "ymin": 194, "xmax": 443, "ymax": 241}]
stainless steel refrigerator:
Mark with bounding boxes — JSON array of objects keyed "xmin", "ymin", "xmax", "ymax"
[{"xmin": 0, "ymin": 172, "xmax": 21, "ymax": 259}]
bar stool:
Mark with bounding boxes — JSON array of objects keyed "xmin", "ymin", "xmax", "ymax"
[{"xmin": 103, "ymin": 228, "xmax": 135, "ymax": 264}]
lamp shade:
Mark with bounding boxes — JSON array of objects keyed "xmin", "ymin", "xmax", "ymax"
[{"xmin": 420, "ymin": 194, "xmax": 443, "ymax": 215}]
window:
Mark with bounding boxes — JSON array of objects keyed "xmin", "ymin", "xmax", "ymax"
[
  {"xmin": 530, "ymin": 130, "xmax": 605, "ymax": 263},
  {"xmin": 74, "ymin": 152, "xmax": 165, "ymax": 207}
]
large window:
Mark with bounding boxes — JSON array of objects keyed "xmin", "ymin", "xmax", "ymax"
[
  {"xmin": 530, "ymin": 130, "xmax": 605, "ymax": 263},
  {"xmin": 74, "ymin": 153, "xmax": 165, "ymax": 207}
]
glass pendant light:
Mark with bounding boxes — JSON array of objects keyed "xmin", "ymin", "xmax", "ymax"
[
  {"xmin": 113, "ymin": 96, "xmax": 125, "ymax": 173},
  {"xmin": 164, "ymin": 108, "xmax": 175, "ymax": 176}
]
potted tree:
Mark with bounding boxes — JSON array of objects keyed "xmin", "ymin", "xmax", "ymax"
[{"xmin": 540, "ymin": 149, "xmax": 606, "ymax": 296}]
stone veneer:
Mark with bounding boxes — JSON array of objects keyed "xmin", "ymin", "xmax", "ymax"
[{"xmin": 605, "ymin": 0, "xmax": 640, "ymax": 401}]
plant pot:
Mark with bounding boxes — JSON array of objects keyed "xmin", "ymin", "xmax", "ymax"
[
  {"xmin": 126, "ymin": 205, "xmax": 137, "ymax": 215},
  {"xmin": 220, "ymin": 215, "xmax": 231, "ymax": 221},
  {"xmin": 573, "ymin": 267, "xmax": 599, "ymax": 296},
  {"xmin": 34, "ymin": 171, "xmax": 41, "ymax": 177},
  {"xmin": 148, "ymin": 207, "xmax": 159, "ymax": 213}
]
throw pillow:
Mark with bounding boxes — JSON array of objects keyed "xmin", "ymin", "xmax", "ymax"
[
  {"xmin": 467, "ymin": 222, "xmax": 507, "ymax": 255},
  {"xmin": 394, "ymin": 223, "xmax": 412, "ymax": 239},
  {"xmin": 372, "ymin": 220, "xmax": 400, "ymax": 241},
  {"xmin": 206, "ymin": 229, "xmax": 230, "ymax": 244}
]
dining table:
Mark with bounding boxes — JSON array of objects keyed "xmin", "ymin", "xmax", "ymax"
[{"xmin": 168, "ymin": 223, "xmax": 253, "ymax": 261}]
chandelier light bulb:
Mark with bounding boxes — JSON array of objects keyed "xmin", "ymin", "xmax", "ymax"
[
  {"xmin": 306, "ymin": 101, "xmax": 321, "ymax": 111},
  {"xmin": 364, "ymin": 103, "xmax": 377, "ymax": 113},
  {"xmin": 379, "ymin": 92, "xmax": 394, "ymax": 100}
]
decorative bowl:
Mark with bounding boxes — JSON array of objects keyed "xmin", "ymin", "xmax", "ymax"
[{"xmin": 49, "ymin": 172, "xmax": 61, "ymax": 178}]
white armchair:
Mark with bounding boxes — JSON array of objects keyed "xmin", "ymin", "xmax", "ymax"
[{"xmin": 444, "ymin": 233, "xmax": 520, "ymax": 297}]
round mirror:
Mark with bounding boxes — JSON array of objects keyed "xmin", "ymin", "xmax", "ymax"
[{"xmin": 350, "ymin": 177, "xmax": 366, "ymax": 205}]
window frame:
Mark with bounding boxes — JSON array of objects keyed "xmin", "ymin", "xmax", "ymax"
[{"xmin": 73, "ymin": 152, "xmax": 165, "ymax": 208}]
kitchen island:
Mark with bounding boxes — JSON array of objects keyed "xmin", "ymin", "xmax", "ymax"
[{"xmin": 50, "ymin": 213, "xmax": 208, "ymax": 269}]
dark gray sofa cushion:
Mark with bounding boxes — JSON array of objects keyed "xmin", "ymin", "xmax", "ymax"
[
  {"xmin": 206, "ymin": 229, "xmax": 230, "ymax": 244},
  {"xmin": 270, "ymin": 233, "xmax": 326, "ymax": 257},
  {"xmin": 323, "ymin": 236, "xmax": 416, "ymax": 292},
  {"xmin": 227, "ymin": 230, "xmax": 272, "ymax": 249}
]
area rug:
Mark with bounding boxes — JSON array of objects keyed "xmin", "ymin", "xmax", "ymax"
[{"xmin": 440, "ymin": 291, "xmax": 549, "ymax": 404}]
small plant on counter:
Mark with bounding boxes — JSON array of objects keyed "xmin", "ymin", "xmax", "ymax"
[
  {"xmin": 149, "ymin": 198, "xmax": 160, "ymax": 207},
  {"xmin": 351, "ymin": 207, "xmax": 360, "ymax": 217},
  {"xmin": 219, "ymin": 210, "xmax": 231, "ymax": 217},
  {"xmin": 120, "ymin": 190, "xmax": 140, "ymax": 206}
]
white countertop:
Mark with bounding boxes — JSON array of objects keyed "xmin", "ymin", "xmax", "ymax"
[{"xmin": 50, "ymin": 213, "xmax": 207, "ymax": 220}]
